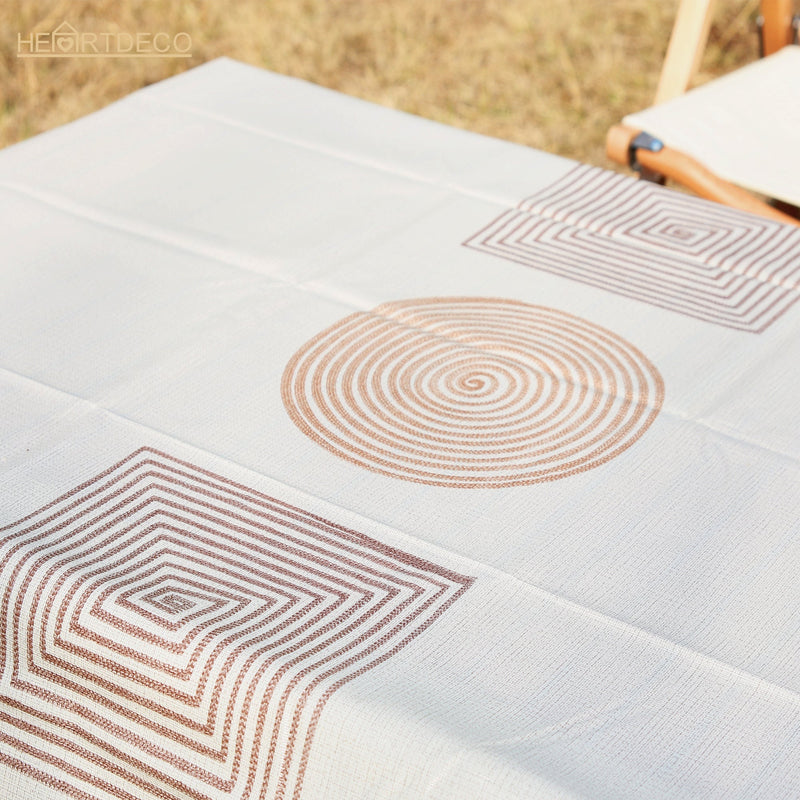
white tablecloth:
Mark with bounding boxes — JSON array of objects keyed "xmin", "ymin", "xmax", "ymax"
[{"xmin": 1, "ymin": 58, "xmax": 800, "ymax": 800}]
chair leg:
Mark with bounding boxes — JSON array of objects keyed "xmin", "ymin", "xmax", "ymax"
[
  {"xmin": 654, "ymin": 0, "xmax": 716, "ymax": 104},
  {"xmin": 760, "ymin": 0, "xmax": 795, "ymax": 55}
]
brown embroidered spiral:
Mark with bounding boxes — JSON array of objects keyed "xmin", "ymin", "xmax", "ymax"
[{"xmin": 282, "ymin": 297, "xmax": 664, "ymax": 488}]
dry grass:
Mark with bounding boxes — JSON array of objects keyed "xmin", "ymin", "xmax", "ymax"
[{"xmin": 1, "ymin": 0, "xmax": 762, "ymax": 166}]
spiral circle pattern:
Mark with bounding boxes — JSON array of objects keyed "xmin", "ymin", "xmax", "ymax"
[{"xmin": 282, "ymin": 298, "xmax": 664, "ymax": 488}]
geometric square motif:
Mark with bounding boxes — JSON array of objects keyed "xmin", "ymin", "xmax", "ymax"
[
  {"xmin": 463, "ymin": 164, "xmax": 800, "ymax": 332},
  {"xmin": 0, "ymin": 448, "xmax": 473, "ymax": 800}
]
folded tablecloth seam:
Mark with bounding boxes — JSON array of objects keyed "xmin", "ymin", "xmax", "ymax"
[
  {"xmin": 2, "ymin": 364, "xmax": 800, "ymax": 709},
  {"xmin": 136, "ymin": 93, "xmax": 551, "ymax": 214},
  {"xmin": 0, "ymin": 179, "xmax": 457, "ymax": 322},
  {"xmin": 8, "ymin": 181, "xmax": 799, "ymax": 455}
]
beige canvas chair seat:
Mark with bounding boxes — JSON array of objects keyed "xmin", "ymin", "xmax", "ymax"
[
  {"xmin": 623, "ymin": 45, "xmax": 800, "ymax": 209},
  {"xmin": 607, "ymin": 0, "xmax": 799, "ymax": 226}
]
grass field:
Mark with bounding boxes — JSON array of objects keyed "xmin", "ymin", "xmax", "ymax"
[{"xmin": 1, "ymin": 0, "xmax": 762, "ymax": 167}]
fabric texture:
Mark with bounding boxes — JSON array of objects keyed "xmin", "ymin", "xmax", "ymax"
[{"xmin": 1, "ymin": 58, "xmax": 799, "ymax": 800}]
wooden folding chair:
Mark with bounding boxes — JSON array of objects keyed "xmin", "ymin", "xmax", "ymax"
[{"xmin": 606, "ymin": 0, "xmax": 800, "ymax": 226}]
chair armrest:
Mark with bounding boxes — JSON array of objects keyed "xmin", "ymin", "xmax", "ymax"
[{"xmin": 606, "ymin": 124, "xmax": 799, "ymax": 227}]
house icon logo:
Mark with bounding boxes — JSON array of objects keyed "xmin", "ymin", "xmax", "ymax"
[{"xmin": 52, "ymin": 21, "xmax": 78, "ymax": 53}]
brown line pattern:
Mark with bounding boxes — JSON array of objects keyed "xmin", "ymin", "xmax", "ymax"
[
  {"xmin": 462, "ymin": 164, "xmax": 800, "ymax": 332},
  {"xmin": 0, "ymin": 449, "xmax": 474, "ymax": 800},
  {"xmin": 282, "ymin": 297, "xmax": 663, "ymax": 488},
  {"xmin": 115, "ymin": 578, "xmax": 255, "ymax": 638}
]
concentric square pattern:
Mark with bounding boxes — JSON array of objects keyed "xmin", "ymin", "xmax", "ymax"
[
  {"xmin": 464, "ymin": 165, "xmax": 800, "ymax": 332},
  {"xmin": 0, "ymin": 449, "xmax": 472, "ymax": 800}
]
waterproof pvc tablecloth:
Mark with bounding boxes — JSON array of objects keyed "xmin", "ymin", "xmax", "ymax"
[{"xmin": 1, "ymin": 58, "xmax": 800, "ymax": 800}]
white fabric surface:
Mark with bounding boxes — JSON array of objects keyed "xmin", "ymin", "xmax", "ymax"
[
  {"xmin": 1, "ymin": 58, "xmax": 799, "ymax": 800},
  {"xmin": 624, "ymin": 45, "xmax": 800, "ymax": 207}
]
